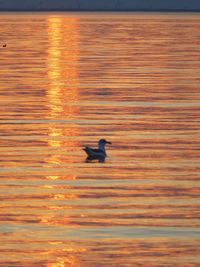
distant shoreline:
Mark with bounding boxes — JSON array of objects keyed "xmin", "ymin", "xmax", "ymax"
[
  {"xmin": 0, "ymin": 9, "xmax": 200, "ymax": 12},
  {"xmin": 1, "ymin": 0, "xmax": 200, "ymax": 13}
]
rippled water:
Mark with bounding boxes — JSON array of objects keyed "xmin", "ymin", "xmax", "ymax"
[{"xmin": 0, "ymin": 12, "xmax": 200, "ymax": 267}]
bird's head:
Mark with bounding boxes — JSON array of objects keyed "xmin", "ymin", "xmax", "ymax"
[{"xmin": 98, "ymin": 139, "xmax": 112, "ymax": 145}]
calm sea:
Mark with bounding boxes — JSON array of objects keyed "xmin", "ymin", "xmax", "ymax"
[{"xmin": 0, "ymin": 12, "xmax": 200, "ymax": 267}]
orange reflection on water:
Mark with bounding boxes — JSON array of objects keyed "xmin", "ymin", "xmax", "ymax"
[
  {"xmin": 46, "ymin": 251, "xmax": 83, "ymax": 267},
  {"xmin": 39, "ymin": 17, "xmax": 82, "ymax": 266},
  {"xmin": 47, "ymin": 262, "xmax": 65, "ymax": 267},
  {"xmin": 46, "ymin": 16, "xmax": 80, "ymax": 180},
  {"xmin": 47, "ymin": 256, "xmax": 79, "ymax": 267},
  {"xmin": 53, "ymin": 192, "xmax": 77, "ymax": 200},
  {"xmin": 47, "ymin": 17, "xmax": 63, "ymax": 118}
]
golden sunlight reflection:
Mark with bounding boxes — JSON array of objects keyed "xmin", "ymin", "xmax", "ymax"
[
  {"xmin": 46, "ymin": 255, "xmax": 80, "ymax": 267},
  {"xmin": 44, "ymin": 243, "xmax": 86, "ymax": 267},
  {"xmin": 47, "ymin": 262, "xmax": 65, "ymax": 267},
  {"xmin": 39, "ymin": 17, "xmax": 81, "ymax": 256},
  {"xmin": 46, "ymin": 16, "xmax": 80, "ymax": 180},
  {"xmin": 46, "ymin": 245, "xmax": 87, "ymax": 267}
]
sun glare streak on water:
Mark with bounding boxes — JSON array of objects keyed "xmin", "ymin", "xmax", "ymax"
[{"xmin": 0, "ymin": 12, "xmax": 200, "ymax": 267}]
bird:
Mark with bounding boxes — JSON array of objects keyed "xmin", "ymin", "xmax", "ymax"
[
  {"xmin": 83, "ymin": 139, "xmax": 112, "ymax": 162},
  {"xmin": 2, "ymin": 44, "xmax": 7, "ymax": 47}
]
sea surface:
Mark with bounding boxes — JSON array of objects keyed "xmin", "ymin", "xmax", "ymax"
[{"xmin": 0, "ymin": 12, "xmax": 200, "ymax": 267}]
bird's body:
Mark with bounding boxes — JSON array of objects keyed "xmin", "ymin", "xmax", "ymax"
[{"xmin": 83, "ymin": 139, "xmax": 111, "ymax": 162}]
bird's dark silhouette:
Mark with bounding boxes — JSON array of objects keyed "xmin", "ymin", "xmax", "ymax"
[{"xmin": 83, "ymin": 139, "xmax": 112, "ymax": 163}]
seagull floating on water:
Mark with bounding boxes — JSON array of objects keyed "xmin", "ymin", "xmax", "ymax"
[{"xmin": 83, "ymin": 139, "xmax": 112, "ymax": 162}]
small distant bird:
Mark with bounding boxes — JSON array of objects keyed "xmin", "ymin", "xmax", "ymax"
[
  {"xmin": 2, "ymin": 44, "xmax": 7, "ymax": 47},
  {"xmin": 83, "ymin": 139, "xmax": 112, "ymax": 162}
]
